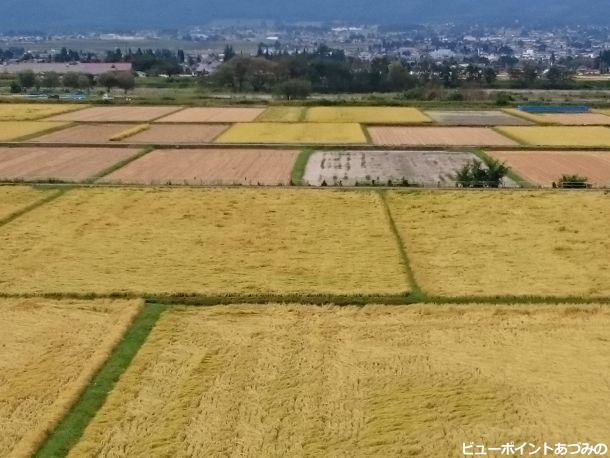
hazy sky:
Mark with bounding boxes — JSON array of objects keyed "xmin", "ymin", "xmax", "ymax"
[{"xmin": 2, "ymin": 0, "xmax": 608, "ymax": 30}]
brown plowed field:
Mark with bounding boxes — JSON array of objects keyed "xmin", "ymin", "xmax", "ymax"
[
  {"xmin": 47, "ymin": 106, "xmax": 181, "ymax": 122},
  {"xmin": 368, "ymin": 127, "xmax": 517, "ymax": 146},
  {"xmin": 156, "ymin": 107, "xmax": 266, "ymax": 123},
  {"xmin": 0, "ymin": 147, "xmax": 141, "ymax": 182},
  {"xmin": 489, "ymin": 150, "xmax": 610, "ymax": 187},
  {"xmin": 31, "ymin": 124, "xmax": 136, "ymax": 143},
  {"xmin": 120, "ymin": 124, "xmax": 229, "ymax": 144},
  {"xmin": 425, "ymin": 110, "xmax": 532, "ymax": 126},
  {"xmin": 103, "ymin": 148, "xmax": 299, "ymax": 185}
]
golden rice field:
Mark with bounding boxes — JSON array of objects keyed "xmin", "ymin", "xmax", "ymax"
[
  {"xmin": 0, "ymin": 298, "xmax": 142, "ymax": 458},
  {"xmin": 108, "ymin": 124, "xmax": 150, "ymax": 141},
  {"xmin": 71, "ymin": 304, "xmax": 610, "ymax": 458},
  {"xmin": 0, "ymin": 187, "xmax": 405, "ymax": 295},
  {"xmin": 495, "ymin": 126, "xmax": 610, "ymax": 147},
  {"xmin": 0, "ymin": 103, "xmax": 84, "ymax": 121},
  {"xmin": 385, "ymin": 190, "xmax": 610, "ymax": 297},
  {"xmin": 0, "ymin": 121, "xmax": 69, "ymax": 141},
  {"xmin": 304, "ymin": 106, "xmax": 431, "ymax": 124},
  {"xmin": 215, "ymin": 122, "xmax": 367, "ymax": 144},
  {"xmin": 594, "ymin": 109, "xmax": 610, "ymax": 116},
  {"xmin": 256, "ymin": 106, "xmax": 306, "ymax": 122},
  {"xmin": 0, "ymin": 185, "xmax": 53, "ymax": 221}
]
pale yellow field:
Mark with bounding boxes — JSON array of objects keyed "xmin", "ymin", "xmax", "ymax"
[
  {"xmin": 0, "ymin": 103, "xmax": 84, "ymax": 121},
  {"xmin": 305, "ymin": 106, "xmax": 431, "ymax": 124},
  {"xmin": 215, "ymin": 122, "xmax": 367, "ymax": 144},
  {"xmin": 0, "ymin": 122, "xmax": 69, "ymax": 141},
  {"xmin": 495, "ymin": 126, "xmax": 610, "ymax": 147},
  {"xmin": 385, "ymin": 191, "xmax": 610, "ymax": 297},
  {"xmin": 256, "ymin": 106, "xmax": 306, "ymax": 122},
  {"xmin": 72, "ymin": 304, "xmax": 610, "ymax": 457},
  {"xmin": 0, "ymin": 298, "xmax": 142, "ymax": 458},
  {"xmin": 0, "ymin": 188, "xmax": 405, "ymax": 295},
  {"xmin": 594, "ymin": 109, "xmax": 610, "ymax": 116},
  {"xmin": 0, "ymin": 185, "xmax": 54, "ymax": 221}
]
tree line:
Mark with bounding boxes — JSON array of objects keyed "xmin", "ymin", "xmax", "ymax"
[{"xmin": 10, "ymin": 70, "xmax": 135, "ymax": 94}]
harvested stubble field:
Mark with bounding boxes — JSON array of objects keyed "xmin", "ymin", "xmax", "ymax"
[
  {"xmin": 425, "ymin": 110, "xmax": 532, "ymax": 126},
  {"xmin": 156, "ymin": 107, "xmax": 266, "ymax": 123},
  {"xmin": 71, "ymin": 304, "xmax": 610, "ymax": 457},
  {"xmin": 305, "ymin": 106, "xmax": 431, "ymax": 124},
  {"xmin": 47, "ymin": 105, "xmax": 182, "ymax": 122},
  {"xmin": 0, "ymin": 103, "xmax": 84, "ymax": 121},
  {"xmin": 0, "ymin": 185, "xmax": 54, "ymax": 220},
  {"xmin": 504, "ymin": 109, "xmax": 610, "ymax": 125},
  {"xmin": 496, "ymin": 126, "xmax": 610, "ymax": 147},
  {"xmin": 0, "ymin": 187, "xmax": 405, "ymax": 295},
  {"xmin": 103, "ymin": 148, "xmax": 299, "ymax": 185},
  {"xmin": 488, "ymin": 150, "xmax": 610, "ymax": 187},
  {"xmin": 385, "ymin": 190, "xmax": 610, "ymax": 297},
  {"xmin": 216, "ymin": 122, "xmax": 367, "ymax": 144},
  {"xmin": 0, "ymin": 147, "xmax": 141, "ymax": 182},
  {"xmin": 0, "ymin": 122, "xmax": 69, "ymax": 141},
  {"xmin": 368, "ymin": 126, "xmax": 517, "ymax": 146},
  {"xmin": 31, "ymin": 123, "xmax": 141, "ymax": 143},
  {"xmin": 118, "ymin": 123, "xmax": 228, "ymax": 144},
  {"xmin": 0, "ymin": 298, "xmax": 142, "ymax": 458},
  {"xmin": 257, "ymin": 106, "xmax": 306, "ymax": 122},
  {"xmin": 303, "ymin": 150, "xmax": 480, "ymax": 186}
]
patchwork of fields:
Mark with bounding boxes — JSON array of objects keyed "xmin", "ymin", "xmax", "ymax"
[{"xmin": 1, "ymin": 100, "xmax": 610, "ymax": 457}]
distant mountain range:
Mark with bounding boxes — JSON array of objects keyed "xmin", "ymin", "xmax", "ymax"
[{"xmin": 2, "ymin": 0, "xmax": 609, "ymax": 31}]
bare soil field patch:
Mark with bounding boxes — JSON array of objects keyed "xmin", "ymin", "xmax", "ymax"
[
  {"xmin": 31, "ymin": 123, "xmax": 139, "ymax": 143},
  {"xmin": 119, "ymin": 123, "xmax": 228, "ymax": 144},
  {"xmin": 488, "ymin": 150, "xmax": 610, "ymax": 187},
  {"xmin": 156, "ymin": 107, "xmax": 265, "ymax": 123},
  {"xmin": 72, "ymin": 304, "xmax": 610, "ymax": 457},
  {"xmin": 47, "ymin": 106, "xmax": 181, "ymax": 122},
  {"xmin": 386, "ymin": 190, "xmax": 610, "ymax": 297},
  {"xmin": 0, "ymin": 298, "xmax": 141, "ymax": 458},
  {"xmin": 368, "ymin": 126, "xmax": 517, "ymax": 146},
  {"xmin": 0, "ymin": 147, "xmax": 141, "ymax": 182},
  {"xmin": 103, "ymin": 148, "xmax": 298, "ymax": 185},
  {"xmin": 425, "ymin": 110, "xmax": 532, "ymax": 126},
  {"xmin": 303, "ymin": 150, "xmax": 481, "ymax": 186},
  {"xmin": 0, "ymin": 188, "xmax": 405, "ymax": 295}
]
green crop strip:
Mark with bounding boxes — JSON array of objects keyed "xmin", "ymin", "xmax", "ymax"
[
  {"xmin": 290, "ymin": 148, "xmax": 315, "ymax": 185},
  {"xmin": 34, "ymin": 303, "xmax": 167, "ymax": 458}
]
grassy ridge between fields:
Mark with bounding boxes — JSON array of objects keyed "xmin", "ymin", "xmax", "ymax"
[{"xmin": 34, "ymin": 303, "xmax": 167, "ymax": 458}]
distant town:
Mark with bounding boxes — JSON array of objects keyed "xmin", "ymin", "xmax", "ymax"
[{"xmin": 1, "ymin": 22, "xmax": 609, "ymax": 77}]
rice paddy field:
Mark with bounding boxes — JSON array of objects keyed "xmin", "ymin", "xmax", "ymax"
[
  {"xmin": 0, "ymin": 297, "xmax": 142, "ymax": 458},
  {"xmin": 385, "ymin": 190, "xmax": 610, "ymax": 297},
  {"xmin": 0, "ymin": 185, "xmax": 55, "ymax": 220},
  {"xmin": 496, "ymin": 126, "xmax": 610, "ymax": 147},
  {"xmin": 118, "ymin": 123, "xmax": 228, "ymax": 143},
  {"xmin": 304, "ymin": 106, "xmax": 431, "ymax": 124},
  {"xmin": 0, "ymin": 121, "xmax": 69, "ymax": 141},
  {"xmin": 156, "ymin": 107, "xmax": 266, "ymax": 123},
  {"xmin": 70, "ymin": 304, "xmax": 610, "ymax": 457},
  {"xmin": 102, "ymin": 148, "xmax": 299, "ymax": 185},
  {"xmin": 302, "ymin": 150, "xmax": 482, "ymax": 186},
  {"xmin": 2, "ymin": 101, "xmax": 610, "ymax": 457},
  {"xmin": 369, "ymin": 126, "xmax": 517, "ymax": 146},
  {"xmin": 0, "ymin": 103, "xmax": 85, "ymax": 121},
  {"xmin": 47, "ymin": 106, "xmax": 182, "ymax": 122},
  {"xmin": 425, "ymin": 110, "xmax": 532, "ymax": 126},
  {"xmin": 0, "ymin": 187, "xmax": 405, "ymax": 296},
  {"xmin": 0, "ymin": 147, "xmax": 141, "ymax": 182},
  {"xmin": 216, "ymin": 122, "xmax": 367, "ymax": 144},
  {"xmin": 488, "ymin": 150, "xmax": 610, "ymax": 187},
  {"xmin": 30, "ymin": 123, "xmax": 139, "ymax": 143}
]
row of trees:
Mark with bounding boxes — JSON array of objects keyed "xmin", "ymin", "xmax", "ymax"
[
  {"xmin": 206, "ymin": 45, "xmax": 583, "ymax": 98},
  {"xmin": 11, "ymin": 70, "xmax": 135, "ymax": 94}
]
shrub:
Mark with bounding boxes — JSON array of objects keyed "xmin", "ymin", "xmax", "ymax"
[
  {"xmin": 455, "ymin": 158, "xmax": 510, "ymax": 188},
  {"xmin": 557, "ymin": 174, "xmax": 590, "ymax": 189}
]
